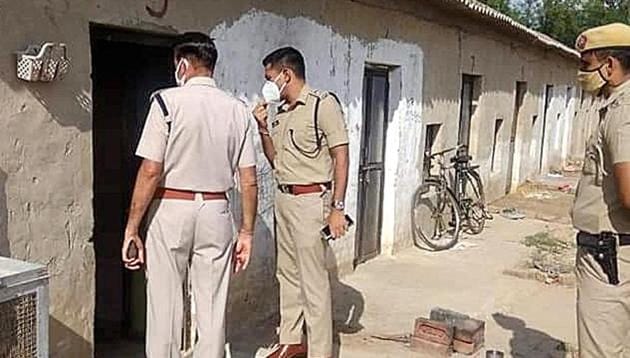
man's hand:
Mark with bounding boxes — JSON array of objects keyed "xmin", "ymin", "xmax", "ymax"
[
  {"xmin": 122, "ymin": 231, "xmax": 145, "ymax": 270},
  {"xmin": 252, "ymin": 102, "xmax": 269, "ymax": 131},
  {"xmin": 327, "ymin": 210, "xmax": 348, "ymax": 240},
  {"xmin": 233, "ymin": 231, "xmax": 253, "ymax": 274}
]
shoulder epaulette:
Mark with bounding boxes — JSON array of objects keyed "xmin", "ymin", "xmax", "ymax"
[
  {"xmin": 150, "ymin": 90, "xmax": 169, "ymax": 117},
  {"xmin": 149, "ymin": 90, "xmax": 171, "ymax": 133}
]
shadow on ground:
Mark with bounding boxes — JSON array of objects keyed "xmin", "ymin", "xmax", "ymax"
[
  {"xmin": 228, "ymin": 246, "xmax": 365, "ymax": 358},
  {"xmin": 493, "ymin": 313, "xmax": 570, "ymax": 358},
  {"xmin": 50, "ymin": 317, "xmax": 93, "ymax": 358},
  {"xmin": 331, "ymin": 261, "xmax": 365, "ymax": 358}
]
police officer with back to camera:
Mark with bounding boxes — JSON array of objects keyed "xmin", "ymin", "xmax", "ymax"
[{"xmin": 121, "ymin": 32, "xmax": 258, "ymax": 358}]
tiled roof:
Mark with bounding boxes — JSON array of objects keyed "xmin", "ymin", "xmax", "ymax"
[{"xmin": 440, "ymin": 0, "xmax": 579, "ymax": 58}]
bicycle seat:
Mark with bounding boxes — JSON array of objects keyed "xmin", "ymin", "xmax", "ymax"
[{"xmin": 451, "ymin": 155, "xmax": 472, "ymax": 163}]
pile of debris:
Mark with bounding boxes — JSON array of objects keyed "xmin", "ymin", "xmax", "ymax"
[
  {"xmin": 504, "ymin": 229, "xmax": 577, "ymax": 286},
  {"xmin": 525, "ymin": 231, "xmax": 576, "ymax": 284}
]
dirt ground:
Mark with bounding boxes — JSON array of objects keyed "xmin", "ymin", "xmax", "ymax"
[
  {"xmin": 491, "ymin": 174, "xmax": 579, "ymax": 225},
  {"xmin": 323, "ymin": 215, "xmax": 578, "ymax": 358},
  {"xmin": 103, "ymin": 175, "xmax": 581, "ymax": 358},
  {"xmin": 227, "ymin": 175, "xmax": 581, "ymax": 357}
]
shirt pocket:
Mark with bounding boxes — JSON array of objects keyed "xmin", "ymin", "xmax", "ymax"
[{"xmin": 288, "ymin": 126, "xmax": 325, "ymax": 157}]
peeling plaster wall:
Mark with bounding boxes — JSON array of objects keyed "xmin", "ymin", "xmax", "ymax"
[
  {"xmin": 209, "ymin": 11, "xmax": 424, "ymax": 332},
  {"xmin": 444, "ymin": 28, "xmax": 580, "ymax": 200},
  {"xmin": 209, "ymin": 10, "xmax": 423, "ymax": 266},
  {"xmin": 0, "ymin": 0, "xmax": 580, "ymax": 356}
]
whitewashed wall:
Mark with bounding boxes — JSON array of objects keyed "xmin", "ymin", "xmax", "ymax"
[{"xmin": 210, "ymin": 9, "xmax": 424, "ymax": 271}]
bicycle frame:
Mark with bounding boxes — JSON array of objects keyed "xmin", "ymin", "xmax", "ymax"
[{"xmin": 425, "ymin": 145, "xmax": 487, "ymax": 220}]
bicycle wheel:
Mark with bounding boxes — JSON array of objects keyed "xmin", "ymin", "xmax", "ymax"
[
  {"xmin": 462, "ymin": 170, "xmax": 486, "ymax": 235},
  {"xmin": 411, "ymin": 179, "xmax": 461, "ymax": 251},
  {"xmin": 470, "ymin": 169, "xmax": 493, "ymax": 220}
]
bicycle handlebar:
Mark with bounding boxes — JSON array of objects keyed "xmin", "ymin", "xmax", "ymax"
[{"xmin": 426, "ymin": 144, "xmax": 467, "ymax": 158}]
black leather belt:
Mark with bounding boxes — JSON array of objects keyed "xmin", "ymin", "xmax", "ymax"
[{"xmin": 578, "ymin": 232, "xmax": 630, "ymax": 246}]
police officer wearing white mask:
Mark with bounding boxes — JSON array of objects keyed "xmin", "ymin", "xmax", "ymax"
[{"xmin": 122, "ymin": 32, "xmax": 258, "ymax": 358}]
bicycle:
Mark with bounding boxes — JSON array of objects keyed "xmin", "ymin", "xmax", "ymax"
[
  {"xmin": 411, "ymin": 145, "xmax": 491, "ymax": 251},
  {"xmin": 451, "ymin": 146, "xmax": 492, "ymax": 235}
]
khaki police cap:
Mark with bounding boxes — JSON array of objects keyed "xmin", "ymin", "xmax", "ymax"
[{"xmin": 576, "ymin": 23, "xmax": 630, "ymax": 53}]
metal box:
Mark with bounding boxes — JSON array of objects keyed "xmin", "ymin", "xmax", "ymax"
[{"xmin": 0, "ymin": 257, "xmax": 49, "ymax": 358}]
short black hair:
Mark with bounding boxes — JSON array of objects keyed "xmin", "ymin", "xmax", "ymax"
[
  {"xmin": 173, "ymin": 32, "xmax": 218, "ymax": 71},
  {"xmin": 594, "ymin": 47, "xmax": 630, "ymax": 72},
  {"xmin": 262, "ymin": 47, "xmax": 306, "ymax": 80}
]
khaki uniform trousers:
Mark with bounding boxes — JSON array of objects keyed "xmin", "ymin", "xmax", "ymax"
[
  {"xmin": 275, "ymin": 189, "xmax": 333, "ymax": 358},
  {"xmin": 145, "ymin": 195, "xmax": 234, "ymax": 358},
  {"xmin": 576, "ymin": 245, "xmax": 630, "ymax": 357}
]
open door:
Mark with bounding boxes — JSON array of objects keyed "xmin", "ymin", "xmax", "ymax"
[{"xmin": 91, "ymin": 25, "xmax": 175, "ymax": 354}]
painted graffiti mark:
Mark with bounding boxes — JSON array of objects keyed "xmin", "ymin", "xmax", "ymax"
[{"xmin": 146, "ymin": 0, "xmax": 168, "ymax": 18}]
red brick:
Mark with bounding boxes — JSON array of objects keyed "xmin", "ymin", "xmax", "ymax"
[
  {"xmin": 413, "ymin": 317, "xmax": 454, "ymax": 346},
  {"xmin": 428, "ymin": 308, "xmax": 485, "ymax": 355},
  {"xmin": 410, "ymin": 335, "xmax": 452, "ymax": 357},
  {"xmin": 452, "ymin": 318, "xmax": 485, "ymax": 355}
]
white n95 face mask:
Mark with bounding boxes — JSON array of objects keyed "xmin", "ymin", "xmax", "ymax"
[{"xmin": 261, "ymin": 73, "xmax": 286, "ymax": 103}]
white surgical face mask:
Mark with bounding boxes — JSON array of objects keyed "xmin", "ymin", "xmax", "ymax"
[
  {"xmin": 261, "ymin": 73, "xmax": 286, "ymax": 103},
  {"xmin": 174, "ymin": 58, "xmax": 190, "ymax": 86}
]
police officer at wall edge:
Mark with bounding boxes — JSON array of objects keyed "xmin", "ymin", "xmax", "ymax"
[
  {"xmin": 253, "ymin": 47, "xmax": 350, "ymax": 358},
  {"xmin": 571, "ymin": 23, "xmax": 630, "ymax": 357}
]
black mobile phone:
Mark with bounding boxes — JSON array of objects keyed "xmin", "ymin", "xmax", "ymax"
[{"xmin": 321, "ymin": 214, "xmax": 354, "ymax": 241}]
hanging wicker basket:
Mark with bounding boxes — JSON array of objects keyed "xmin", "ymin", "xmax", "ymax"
[{"xmin": 16, "ymin": 43, "xmax": 70, "ymax": 82}]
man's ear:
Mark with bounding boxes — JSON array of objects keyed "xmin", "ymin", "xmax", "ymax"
[
  {"xmin": 283, "ymin": 68, "xmax": 293, "ymax": 84},
  {"xmin": 605, "ymin": 56, "xmax": 616, "ymax": 78}
]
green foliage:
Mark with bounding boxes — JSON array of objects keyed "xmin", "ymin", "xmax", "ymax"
[
  {"xmin": 480, "ymin": 0, "xmax": 515, "ymax": 14},
  {"xmin": 477, "ymin": 0, "xmax": 630, "ymax": 47}
]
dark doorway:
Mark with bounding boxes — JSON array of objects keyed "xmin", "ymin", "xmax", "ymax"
[
  {"xmin": 506, "ymin": 81, "xmax": 527, "ymax": 194},
  {"xmin": 539, "ymin": 85, "xmax": 554, "ymax": 172},
  {"xmin": 458, "ymin": 74, "xmax": 481, "ymax": 148},
  {"xmin": 355, "ymin": 66, "xmax": 389, "ymax": 265},
  {"xmin": 90, "ymin": 24, "xmax": 175, "ymax": 354}
]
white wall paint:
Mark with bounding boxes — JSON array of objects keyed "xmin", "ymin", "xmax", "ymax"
[{"xmin": 209, "ymin": 9, "xmax": 423, "ymax": 268}]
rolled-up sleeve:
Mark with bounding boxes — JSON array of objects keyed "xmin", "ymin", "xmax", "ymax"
[
  {"xmin": 608, "ymin": 104, "xmax": 630, "ymax": 164},
  {"xmin": 319, "ymin": 96, "xmax": 349, "ymax": 148},
  {"xmin": 237, "ymin": 105, "xmax": 257, "ymax": 168},
  {"xmin": 136, "ymin": 101, "xmax": 169, "ymax": 163}
]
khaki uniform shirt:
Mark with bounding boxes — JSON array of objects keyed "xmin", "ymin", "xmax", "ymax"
[
  {"xmin": 136, "ymin": 76, "xmax": 256, "ymax": 192},
  {"xmin": 270, "ymin": 85, "xmax": 349, "ymax": 185},
  {"xmin": 572, "ymin": 80, "xmax": 630, "ymax": 234}
]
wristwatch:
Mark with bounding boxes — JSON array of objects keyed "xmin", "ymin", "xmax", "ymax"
[{"xmin": 332, "ymin": 200, "xmax": 345, "ymax": 211}]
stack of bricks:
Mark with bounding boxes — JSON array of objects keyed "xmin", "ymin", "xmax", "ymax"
[{"xmin": 410, "ymin": 308, "xmax": 485, "ymax": 357}]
